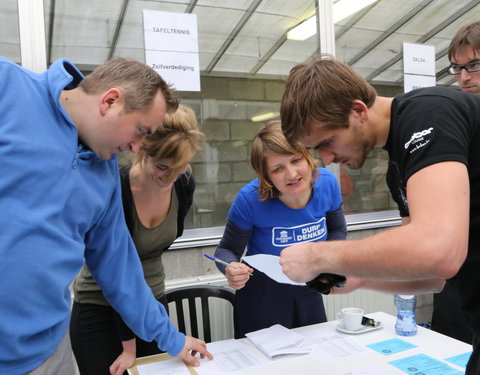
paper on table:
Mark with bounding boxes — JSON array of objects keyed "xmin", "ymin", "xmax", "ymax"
[
  {"xmin": 245, "ymin": 324, "xmax": 312, "ymax": 358},
  {"xmin": 196, "ymin": 339, "xmax": 270, "ymax": 375},
  {"xmin": 331, "ymin": 366, "xmax": 392, "ymax": 375},
  {"xmin": 241, "ymin": 254, "xmax": 305, "ymax": 286},
  {"xmin": 299, "ymin": 325, "xmax": 368, "ymax": 361},
  {"xmin": 133, "ymin": 357, "xmax": 190, "ymax": 375}
]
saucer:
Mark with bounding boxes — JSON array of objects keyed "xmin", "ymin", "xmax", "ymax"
[{"xmin": 335, "ymin": 321, "xmax": 383, "ymax": 334}]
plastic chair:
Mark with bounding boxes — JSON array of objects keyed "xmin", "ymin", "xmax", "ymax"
[{"xmin": 165, "ymin": 284, "xmax": 235, "ymax": 343}]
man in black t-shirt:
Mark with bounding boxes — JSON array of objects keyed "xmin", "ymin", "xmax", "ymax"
[
  {"xmin": 429, "ymin": 20, "xmax": 480, "ymax": 345},
  {"xmin": 279, "ymin": 55, "xmax": 480, "ymax": 374}
]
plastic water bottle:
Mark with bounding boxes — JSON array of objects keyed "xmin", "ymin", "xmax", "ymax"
[{"xmin": 394, "ymin": 294, "xmax": 417, "ymax": 336}]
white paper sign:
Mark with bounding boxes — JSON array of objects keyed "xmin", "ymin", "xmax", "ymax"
[
  {"xmin": 403, "ymin": 42, "xmax": 435, "ymax": 76},
  {"xmin": 143, "ymin": 10, "xmax": 200, "ymax": 91},
  {"xmin": 143, "ymin": 10, "xmax": 198, "ymax": 52},
  {"xmin": 403, "ymin": 74, "xmax": 436, "ymax": 93},
  {"xmin": 146, "ymin": 50, "xmax": 200, "ymax": 91}
]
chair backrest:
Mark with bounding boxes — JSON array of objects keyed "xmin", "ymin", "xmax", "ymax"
[{"xmin": 165, "ymin": 284, "xmax": 235, "ymax": 343}]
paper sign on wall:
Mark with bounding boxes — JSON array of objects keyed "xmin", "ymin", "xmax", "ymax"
[
  {"xmin": 403, "ymin": 42, "xmax": 435, "ymax": 93},
  {"xmin": 403, "ymin": 43, "xmax": 435, "ymax": 76},
  {"xmin": 403, "ymin": 74, "xmax": 436, "ymax": 92},
  {"xmin": 143, "ymin": 10, "xmax": 200, "ymax": 91}
]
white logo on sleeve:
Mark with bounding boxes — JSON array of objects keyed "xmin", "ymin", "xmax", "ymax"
[{"xmin": 404, "ymin": 127, "xmax": 434, "ymax": 152}]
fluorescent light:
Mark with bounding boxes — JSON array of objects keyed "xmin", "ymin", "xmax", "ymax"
[
  {"xmin": 287, "ymin": 17, "xmax": 317, "ymax": 41},
  {"xmin": 334, "ymin": 0, "xmax": 377, "ymax": 22},
  {"xmin": 287, "ymin": 0, "xmax": 377, "ymax": 41},
  {"xmin": 250, "ymin": 112, "xmax": 280, "ymax": 122}
]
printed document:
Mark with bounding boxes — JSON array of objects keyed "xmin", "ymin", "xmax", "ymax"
[
  {"xmin": 245, "ymin": 324, "xmax": 311, "ymax": 358},
  {"xmin": 196, "ymin": 339, "xmax": 269, "ymax": 375}
]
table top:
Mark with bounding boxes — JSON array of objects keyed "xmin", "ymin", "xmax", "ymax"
[{"xmin": 130, "ymin": 312, "xmax": 472, "ymax": 375}]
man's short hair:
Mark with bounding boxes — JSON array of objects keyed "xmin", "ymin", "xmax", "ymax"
[
  {"xmin": 448, "ymin": 20, "xmax": 480, "ymax": 62},
  {"xmin": 79, "ymin": 57, "xmax": 179, "ymax": 113},
  {"xmin": 280, "ymin": 54, "xmax": 376, "ymax": 142}
]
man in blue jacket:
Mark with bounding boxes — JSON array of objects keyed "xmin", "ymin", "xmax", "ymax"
[{"xmin": 0, "ymin": 56, "xmax": 212, "ymax": 375}]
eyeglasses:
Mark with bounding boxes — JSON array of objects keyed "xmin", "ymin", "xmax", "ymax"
[{"xmin": 447, "ymin": 61, "xmax": 480, "ymax": 75}]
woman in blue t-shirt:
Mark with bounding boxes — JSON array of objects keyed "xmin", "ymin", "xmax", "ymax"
[{"xmin": 214, "ymin": 121, "xmax": 347, "ymax": 338}]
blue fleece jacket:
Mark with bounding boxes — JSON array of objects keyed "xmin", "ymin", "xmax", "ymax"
[{"xmin": 0, "ymin": 57, "xmax": 184, "ymax": 374}]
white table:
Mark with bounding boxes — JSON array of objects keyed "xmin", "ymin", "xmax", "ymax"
[
  {"xmin": 238, "ymin": 311, "xmax": 471, "ymax": 374},
  {"xmin": 130, "ymin": 312, "xmax": 472, "ymax": 375}
]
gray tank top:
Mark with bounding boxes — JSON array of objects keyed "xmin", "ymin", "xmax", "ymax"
[{"xmin": 73, "ymin": 189, "xmax": 179, "ymax": 305}]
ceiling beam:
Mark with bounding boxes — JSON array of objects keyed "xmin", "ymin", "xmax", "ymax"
[
  {"xmin": 107, "ymin": 0, "xmax": 129, "ymax": 60},
  {"xmin": 334, "ymin": 2, "xmax": 377, "ymax": 42},
  {"xmin": 205, "ymin": 0, "xmax": 263, "ymax": 73},
  {"xmin": 253, "ymin": 0, "xmax": 372, "ymax": 75},
  {"xmin": 186, "ymin": 0, "xmax": 198, "ymax": 13},
  {"xmin": 365, "ymin": 0, "xmax": 480, "ymax": 82},
  {"xmin": 250, "ymin": 34, "xmax": 287, "ymax": 74},
  {"xmin": 348, "ymin": 0, "xmax": 434, "ymax": 67},
  {"xmin": 46, "ymin": 0, "xmax": 56, "ymax": 66}
]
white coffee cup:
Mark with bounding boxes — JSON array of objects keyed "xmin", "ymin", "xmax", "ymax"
[{"xmin": 336, "ymin": 307, "xmax": 364, "ymax": 331}]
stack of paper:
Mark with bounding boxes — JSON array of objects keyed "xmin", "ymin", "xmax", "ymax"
[{"xmin": 245, "ymin": 324, "xmax": 312, "ymax": 358}]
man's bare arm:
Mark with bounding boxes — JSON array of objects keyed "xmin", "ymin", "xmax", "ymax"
[{"xmin": 280, "ymin": 161, "xmax": 469, "ymax": 282}]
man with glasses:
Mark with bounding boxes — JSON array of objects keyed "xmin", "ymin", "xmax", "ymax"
[
  {"xmin": 448, "ymin": 21, "xmax": 480, "ymax": 95},
  {"xmin": 428, "ymin": 21, "xmax": 480, "ymax": 346}
]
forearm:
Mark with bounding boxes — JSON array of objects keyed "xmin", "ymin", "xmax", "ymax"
[
  {"xmin": 326, "ymin": 205, "xmax": 347, "ymax": 241},
  {"xmin": 282, "ymin": 164, "xmax": 469, "ymax": 284},
  {"xmin": 214, "ymin": 219, "xmax": 251, "ymax": 274},
  {"xmin": 113, "ymin": 309, "xmax": 136, "ymax": 341},
  {"xmin": 109, "ymin": 338, "xmax": 136, "ymax": 375},
  {"xmin": 310, "ymin": 222, "xmax": 462, "ymax": 280},
  {"xmin": 361, "ymin": 278, "xmax": 445, "ymax": 295},
  {"xmin": 121, "ymin": 338, "xmax": 136, "ymax": 355}
]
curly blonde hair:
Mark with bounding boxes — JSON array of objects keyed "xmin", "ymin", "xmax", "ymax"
[{"xmin": 135, "ymin": 105, "xmax": 206, "ymax": 179}]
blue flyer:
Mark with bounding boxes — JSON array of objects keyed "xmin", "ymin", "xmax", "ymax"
[
  {"xmin": 389, "ymin": 353, "xmax": 463, "ymax": 375},
  {"xmin": 445, "ymin": 352, "xmax": 472, "ymax": 369},
  {"xmin": 366, "ymin": 338, "xmax": 417, "ymax": 355}
]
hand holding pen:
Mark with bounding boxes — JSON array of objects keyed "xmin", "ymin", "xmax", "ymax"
[{"xmin": 204, "ymin": 254, "xmax": 253, "ymax": 290}]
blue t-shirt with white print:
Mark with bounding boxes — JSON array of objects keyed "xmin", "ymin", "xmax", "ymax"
[{"xmin": 228, "ymin": 168, "xmax": 342, "ymax": 256}]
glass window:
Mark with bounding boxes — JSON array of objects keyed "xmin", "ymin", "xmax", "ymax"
[
  {"xmin": 175, "ymin": 96, "xmax": 396, "ymax": 230},
  {"xmin": 39, "ymin": 0, "xmax": 403, "ymax": 233},
  {"xmin": 0, "ymin": 1, "xmax": 20, "ymax": 62}
]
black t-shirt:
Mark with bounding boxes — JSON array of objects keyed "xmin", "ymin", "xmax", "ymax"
[{"xmin": 385, "ymin": 86, "xmax": 480, "ymax": 333}]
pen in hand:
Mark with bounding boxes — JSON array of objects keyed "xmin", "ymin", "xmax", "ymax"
[{"xmin": 204, "ymin": 254, "xmax": 253, "ymax": 276}]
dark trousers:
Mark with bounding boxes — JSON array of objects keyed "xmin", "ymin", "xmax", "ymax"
[
  {"xmin": 431, "ymin": 283, "xmax": 473, "ymax": 344},
  {"xmin": 234, "ymin": 269, "xmax": 327, "ymax": 338},
  {"xmin": 70, "ymin": 297, "xmax": 168, "ymax": 375},
  {"xmin": 467, "ymin": 334, "xmax": 480, "ymax": 375}
]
